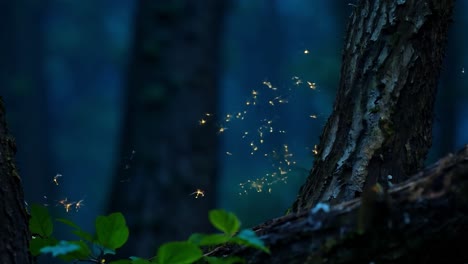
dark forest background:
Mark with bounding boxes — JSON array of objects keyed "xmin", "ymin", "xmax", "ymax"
[{"xmin": 1, "ymin": 0, "xmax": 467, "ymax": 261}]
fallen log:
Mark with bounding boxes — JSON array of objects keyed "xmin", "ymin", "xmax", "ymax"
[{"xmin": 209, "ymin": 145, "xmax": 468, "ymax": 263}]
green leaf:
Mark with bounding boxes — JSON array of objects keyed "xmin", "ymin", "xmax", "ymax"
[
  {"xmin": 109, "ymin": 257, "xmax": 151, "ymax": 264},
  {"xmin": 56, "ymin": 218, "xmax": 94, "ymax": 241},
  {"xmin": 204, "ymin": 256, "xmax": 245, "ymax": 264},
  {"xmin": 130, "ymin": 257, "xmax": 152, "ymax": 264},
  {"xmin": 56, "ymin": 218, "xmax": 80, "ymax": 229},
  {"xmin": 209, "ymin": 210, "xmax": 241, "ymax": 236},
  {"xmin": 72, "ymin": 229, "xmax": 94, "ymax": 242},
  {"xmin": 29, "ymin": 237, "xmax": 57, "ymax": 256},
  {"xmin": 109, "ymin": 260, "xmax": 132, "ymax": 264},
  {"xmin": 29, "ymin": 204, "xmax": 53, "ymax": 237},
  {"xmin": 57, "ymin": 240, "xmax": 92, "ymax": 261},
  {"xmin": 95, "ymin": 212, "xmax": 129, "ymax": 250},
  {"xmin": 156, "ymin": 241, "xmax": 202, "ymax": 264},
  {"xmin": 40, "ymin": 240, "xmax": 80, "ymax": 257},
  {"xmin": 231, "ymin": 229, "xmax": 270, "ymax": 254},
  {"xmin": 188, "ymin": 233, "xmax": 231, "ymax": 246}
]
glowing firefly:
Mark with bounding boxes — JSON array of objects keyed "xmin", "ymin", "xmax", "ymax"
[
  {"xmin": 53, "ymin": 174, "xmax": 62, "ymax": 185},
  {"xmin": 190, "ymin": 189, "xmax": 205, "ymax": 198}
]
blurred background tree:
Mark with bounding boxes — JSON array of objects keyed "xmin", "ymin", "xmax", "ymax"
[
  {"xmin": 106, "ymin": 0, "xmax": 226, "ymax": 257},
  {"xmin": 1, "ymin": 0, "xmax": 466, "ymax": 262}
]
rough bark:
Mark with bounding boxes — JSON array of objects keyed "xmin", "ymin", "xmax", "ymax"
[
  {"xmin": 293, "ymin": 0, "xmax": 454, "ymax": 211},
  {"xmin": 107, "ymin": 0, "xmax": 227, "ymax": 257},
  {"xmin": 0, "ymin": 97, "xmax": 32, "ymax": 263},
  {"xmin": 211, "ymin": 145, "xmax": 468, "ymax": 263}
]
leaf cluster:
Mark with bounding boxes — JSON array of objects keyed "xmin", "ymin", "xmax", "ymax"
[{"xmin": 29, "ymin": 205, "xmax": 269, "ymax": 264}]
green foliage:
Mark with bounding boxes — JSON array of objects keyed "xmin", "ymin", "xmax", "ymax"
[
  {"xmin": 40, "ymin": 240, "xmax": 80, "ymax": 256},
  {"xmin": 231, "ymin": 230, "xmax": 270, "ymax": 254},
  {"xmin": 29, "ymin": 204, "xmax": 53, "ymax": 237},
  {"xmin": 56, "ymin": 218, "xmax": 94, "ymax": 242},
  {"xmin": 204, "ymin": 256, "xmax": 245, "ymax": 264},
  {"xmin": 28, "ymin": 205, "xmax": 269, "ymax": 264},
  {"xmin": 156, "ymin": 241, "xmax": 203, "ymax": 264},
  {"xmin": 95, "ymin": 212, "xmax": 129, "ymax": 250},
  {"xmin": 209, "ymin": 209, "xmax": 241, "ymax": 236},
  {"xmin": 188, "ymin": 233, "xmax": 231, "ymax": 246},
  {"xmin": 29, "ymin": 237, "xmax": 57, "ymax": 256}
]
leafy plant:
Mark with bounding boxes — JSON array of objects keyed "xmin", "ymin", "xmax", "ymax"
[{"xmin": 28, "ymin": 205, "xmax": 269, "ymax": 264}]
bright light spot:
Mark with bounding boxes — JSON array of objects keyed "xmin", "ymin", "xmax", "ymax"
[
  {"xmin": 307, "ymin": 81, "xmax": 317, "ymax": 90},
  {"xmin": 310, "ymin": 114, "xmax": 317, "ymax": 119},
  {"xmin": 53, "ymin": 174, "xmax": 62, "ymax": 186},
  {"xmin": 304, "ymin": 49, "xmax": 309, "ymax": 54},
  {"xmin": 312, "ymin": 145, "xmax": 319, "ymax": 155},
  {"xmin": 291, "ymin": 76, "xmax": 303, "ymax": 86},
  {"xmin": 58, "ymin": 198, "xmax": 74, "ymax": 213},
  {"xmin": 190, "ymin": 189, "xmax": 205, "ymax": 199},
  {"xmin": 199, "ymin": 119, "xmax": 207, "ymax": 125},
  {"xmin": 218, "ymin": 126, "xmax": 228, "ymax": 134}
]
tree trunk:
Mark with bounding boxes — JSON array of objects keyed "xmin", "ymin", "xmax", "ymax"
[
  {"xmin": 0, "ymin": 97, "xmax": 32, "ymax": 264},
  {"xmin": 107, "ymin": 0, "xmax": 227, "ymax": 257},
  {"xmin": 293, "ymin": 0, "xmax": 454, "ymax": 211},
  {"xmin": 210, "ymin": 145, "xmax": 468, "ymax": 263}
]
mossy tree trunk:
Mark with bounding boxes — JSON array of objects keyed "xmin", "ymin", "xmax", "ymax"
[
  {"xmin": 0, "ymin": 97, "xmax": 32, "ymax": 264},
  {"xmin": 293, "ymin": 0, "xmax": 454, "ymax": 211},
  {"xmin": 107, "ymin": 0, "xmax": 227, "ymax": 257}
]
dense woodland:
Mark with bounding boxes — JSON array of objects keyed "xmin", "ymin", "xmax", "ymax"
[{"xmin": 1, "ymin": 0, "xmax": 468, "ymax": 263}]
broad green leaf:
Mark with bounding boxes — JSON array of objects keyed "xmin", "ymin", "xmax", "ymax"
[
  {"xmin": 110, "ymin": 257, "xmax": 151, "ymax": 264},
  {"xmin": 29, "ymin": 237, "xmax": 57, "ymax": 256},
  {"xmin": 130, "ymin": 257, "xmax": 152, "ymax": 264},
  {"xmin": 188, "ymin": 233, "xmax": 231, "ymax": 246},
  {"xmin": 204, "ymin": 256, "xmax": 245, "ymax": 264},
  {"xmin": 209, "ymin": 210, "xmax": 240, "ymax": 236},
  {"xmin": 56, "ymin": 218, "xmax": 80, "ymax": 229},
  {"xmin": 109, "ymin": 260, "xmax": 132, "ymax": 264},
  {"xmin": 40, "ymin": 240, "xmax": 80, "ymax": 257},
  {"xmin": 231, "ymin": 229, "xmax": 270, "ymax": 254},
  {"xmin": 57, "ymin": 241, "xmax": 92, "ymax": 262},
  {"xmin": 29, "ymin": 204, "xmax": 53, "ymax": 237},
  {"xmin": 72, "ymin": 229, "xmax": 94, "ymax": 242},
  {"xmin": 95, "ymin": 212, "xmax": 129, "ymax": 250},
  {"xmin": 156, "ymin": 241, "xmax": 202, "ymax": 264},
  {"xmin": 56, "ymin": 218, "xmax": 93, "ymax": 241}
]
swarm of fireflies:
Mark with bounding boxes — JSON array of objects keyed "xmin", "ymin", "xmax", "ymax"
[
  {"xmin": 196, "ymin": 77, "xmax": 320, "ymax": 194},
  {"xmin": 57, "ymin": 198, "xmax": 85, "ymax": 213}
]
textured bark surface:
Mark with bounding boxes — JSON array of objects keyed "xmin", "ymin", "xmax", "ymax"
[
  {"xmin": 211, "ymin": 145, "xmax": 468, "ymax": 263},
  {"xmin": 0, "ymin": 98, "xmax": 32, "ymax": 264},
  {"xmin": 107, "ymin": 0, "xmax": 227, "ymax": 257},
  {"xmin": 293, "ymin": 0, "xmax": 454, "ymax": 211}
]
